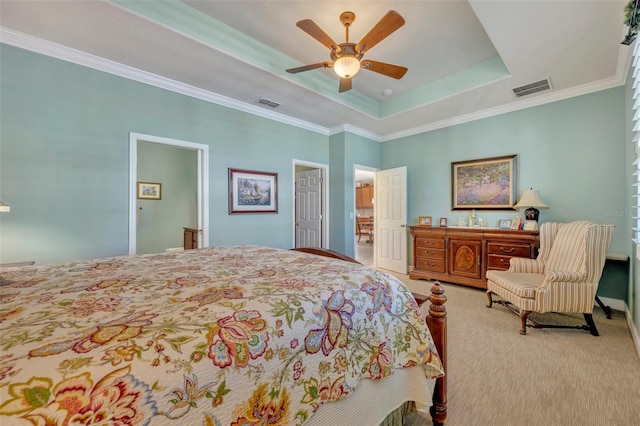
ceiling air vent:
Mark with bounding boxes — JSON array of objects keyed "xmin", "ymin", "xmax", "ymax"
[
  {"xmin": 257, "ymin": 98, "xmax": 280, "ymax": 108},
  {"xmin": 512, "ymin": 79, "xmax": 551, "ymax": 97}
]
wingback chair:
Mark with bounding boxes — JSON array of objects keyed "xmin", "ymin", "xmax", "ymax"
[{"xmin": 486, "ymin": 221, "xmax": 614, "ymax": 336}]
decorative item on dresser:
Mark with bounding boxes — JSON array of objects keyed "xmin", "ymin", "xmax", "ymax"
[
  {"xmin": 409, "ymin": 226, "xmax": 539, "ymax": 289},
  {"xmin": 513, "ymin": 188, "xmax": 549, "ymax": 222},
  {"xmin": 419, "ymin": 216, "xmax": 432, "ymax": 226}
]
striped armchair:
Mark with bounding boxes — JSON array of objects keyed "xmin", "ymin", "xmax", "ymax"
[{"xmin": 486, "ymin": 221, "xmax": 614, "ymax": 335}]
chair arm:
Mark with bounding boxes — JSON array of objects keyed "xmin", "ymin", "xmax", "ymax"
[
  {"xmin": 508, "ymin": 258, "xmax": 545, "ymax": 274},
  {"xmin": 545, "ymin": 271, "xmax": 586, "ymax": 282}
]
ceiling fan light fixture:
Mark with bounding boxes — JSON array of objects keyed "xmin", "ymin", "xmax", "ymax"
[{"xmin": 333, "ymin": 56, "xmax": 361, "ymax": 78}]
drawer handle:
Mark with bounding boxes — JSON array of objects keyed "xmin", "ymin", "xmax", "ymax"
[
  {"xmin": 500, "ymin": 259, "xmax": 510, "ymax": 265},
  {"xmin": 427, "ymin": 250, "xmax": 435, "ymax": 255},
  {"xmin": 426, "ymin": 241, "xmax": 435, "ymax": 246},
  {"xmin": 500, "ymin": 247, "xmax": 515, "ymax": 253}
]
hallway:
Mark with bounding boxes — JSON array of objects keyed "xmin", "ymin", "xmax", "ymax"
[{"xmin": 355, "ymin": 240, "xmax": 373, "ymax": 267}]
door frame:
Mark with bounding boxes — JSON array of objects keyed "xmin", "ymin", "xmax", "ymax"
[
  {"xmin": 292, "ymin": 159, "xmax": 329, "ymax": 249},
  {"xmin": 128, "ymin": 132, "xmax": 209, "ymax": 255},
  {"xmin": 354, "ymin": 164, "xmax": 379, "ymax": 264}
]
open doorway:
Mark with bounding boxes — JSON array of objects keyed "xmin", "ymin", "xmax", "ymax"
[
  {"xmin": 293, "ymin": 160, "xmax": 328, "ymax": 249},
  {"xmin": 354, "ymin": 166, "xmax": 376, "ymax": 266},
  {"xmin": 128, "ymin": 133, "xmax": 209, "ymax": 255}
]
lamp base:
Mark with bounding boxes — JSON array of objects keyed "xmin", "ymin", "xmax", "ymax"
[{"xmin": 524, "ymin": 207, "xmax": 540, "ymax": 222}]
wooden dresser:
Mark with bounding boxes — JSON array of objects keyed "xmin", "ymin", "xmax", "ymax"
[
  {"xmin": 409, "ymin": 226, "xmax": 539, "ymax": 289},
  {"xmin": 183, "ymin": 227, "xmax": 199, "ymax": 250}
]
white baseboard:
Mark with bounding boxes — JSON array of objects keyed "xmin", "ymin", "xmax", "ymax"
[
  {"xmin": 625, "ymin": 303, "xmax": 640, "ymax": 361},
  {"xmin": 596, "ymin": 296, "xmax": 625, "ymax": 312}
]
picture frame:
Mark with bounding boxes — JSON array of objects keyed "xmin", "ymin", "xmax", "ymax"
[
  {"xmin": 228, "ymin": 168, "xmax": 278, "ymax": 214},
  {"xmin": 439, "ymin": 218, "xmax": 448, "ymax": 227},
  {"xmin": 510, "ymin": 216, "xmax": 522, "ymax": 230},
  {"xmin": 499, "ymin": 219, "xmax": 512, "ymax": 229},
  {"xmin": 451, "ymin": 154, "xmax": 518, "ymax": 210},
  {"xmin": 418, "ymin": 216, "xmax": 432, "ymax": 226},
  {"xmin": 137, "ymin": 182, "xmax": 161, "ymax": 200}
]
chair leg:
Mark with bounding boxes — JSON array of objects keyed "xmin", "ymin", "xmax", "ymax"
[
  {"xmin": 486, "ymin": 291, "xmax": 493, "ymax": 308},
  {"xmin": 595, "ymin": 295, "xmax": 612, "ymax": 319},
  {"xmin": 584, "ymin": 313, "xmax": 599, "ymax": 336},
  {"xmin": 519, "ymin": 310, "xmax": 532, "ymax": 335}
]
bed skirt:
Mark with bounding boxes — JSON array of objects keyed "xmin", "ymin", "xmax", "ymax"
[{"xmin": 306, "ymin": 365, "xmax": 434, "ymax": 425}]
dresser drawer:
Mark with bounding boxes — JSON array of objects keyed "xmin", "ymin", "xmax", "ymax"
[
  {"xmin": 416, "ymin": 238, "xmax": 445, "ymax": 249},
  {"xmin": 416, "ymin": 247, "xmax": 445, "ymax": 260},
  {"xmin": 416, "ymin": 258, "xmax": 446, "ymax": 273},
  {"xmin": 487, "ymin": 242, "xmax": 531, "ymax": 257},
  {"xmin": 487, "ymin": 255, "xmax": 515, "ymax": 271}
]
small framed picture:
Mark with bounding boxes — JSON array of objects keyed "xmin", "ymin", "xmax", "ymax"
[
  {"xmin": 137, "ymin": 182, "xmax": 161, "ymax": 200},
  {"xmin": 510, "ymin": 217, "xmax": 522, "ymax": 230},
  {"xmin": 439, "ymin": 218, "xmax": 448, "ymax": 227},
  {"xmin": 499, "ymin": 219, "xmax": 511, "ymax": 229},
  {"xmin": 418, "ymin": 216, "xmax": 432, "ymax": 226}
]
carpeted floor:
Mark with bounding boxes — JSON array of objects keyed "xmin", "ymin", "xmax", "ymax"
[{"xmin": 384, "ymin": 271, "xmax": 640, "ymax": 426}]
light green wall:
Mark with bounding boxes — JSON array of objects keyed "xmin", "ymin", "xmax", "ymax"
[
  {"xmin": 382, "ymin": 87, "xmax": 628, "ymax": 300},
  {"xmin": 328, "ymin": 132, "xmax": 382, "ymax": 257},
  {"xmin": 0, "ymin": 45, "xmax": 328, "ymax": 264},
  {"xmin": 137, "ymin": 142, "xmax": 197, "ymax": 254},
  {"xmin": 0, "ymin": 44, "xmax": 632, "ymax": 311}
]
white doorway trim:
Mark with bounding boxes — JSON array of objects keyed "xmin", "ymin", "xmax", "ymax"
[
  {"xmin": 292, "ymin": 159, "xmax": 329, "ymax": 249},
  {"xmin": 354, "ymin": 164, "xmax": 379, "ymax": 265},
  {"xmin": 128, "ymin": 132, "xmax": 209, "ymax": 255}
]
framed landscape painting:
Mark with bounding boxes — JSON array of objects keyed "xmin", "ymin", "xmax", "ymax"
[
  {"xmin": 451, "ymin": 155, "xmax": 517, "ymax": 210},
  {"xmin": 228, "ymin": 168, "xmax": 278, "ymax": 214},
  {"xmin": 137, "ymin": 182, "xmax": 161, "ymax": 200}
]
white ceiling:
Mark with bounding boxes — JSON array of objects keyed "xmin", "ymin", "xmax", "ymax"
[{"xmin": 0, "ymin": 0, "xmax": 631, "ymax": 141}]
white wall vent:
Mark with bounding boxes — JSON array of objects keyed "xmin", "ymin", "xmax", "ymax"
[
  {"xmin": 512, "ymin": 79, "xmax": 551, "ymax": 97},
  {"xmin": 257, "ymin": 98, "xmax": 280, "ymax": 108}
]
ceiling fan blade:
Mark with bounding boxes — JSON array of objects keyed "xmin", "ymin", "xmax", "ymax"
[
  {"xmin": 339, "ymin": 77, "xmax": 352, "ymax": 93},
  {"xmin": 296, "ymin": 19, "xmax": 338, "ymax": 50},
  {"xmin": 286, "ymin": 62, "xmax": 331, "ymax": 74},
  {"xmin": 361, "ymin": 59, "xmax": 408, "ymax": 79},
  {"xmin": 356, "ymin": 10, "xmax": 405, "ymax": 53}
]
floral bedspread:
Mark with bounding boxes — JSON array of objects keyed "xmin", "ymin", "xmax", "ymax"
[{"xmin": 0, "ymin": 245, "xmax": 443, "ymax": 425}]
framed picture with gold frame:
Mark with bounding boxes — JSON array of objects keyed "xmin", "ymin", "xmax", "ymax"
[
  {"xmin": 418, "ymin": 216, "xmax": 432, "ymax": 226},
  {"xmin": 451, "ymin": 154, "xmax": 518, "ymax": 210},
  {"xmin": 137, "ymin": 182, "xmax": 161, "ymax": 200}
]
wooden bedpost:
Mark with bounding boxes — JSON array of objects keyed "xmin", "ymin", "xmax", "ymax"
[{"xmin": 426, "ymin": 281, "xmax": 447, "ymax": 426}]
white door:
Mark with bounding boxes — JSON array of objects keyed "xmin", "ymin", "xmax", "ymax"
[
  {"xmin": 375, "ymin": 166, "xmax": 407, "ymax": 273},
  {"xmin": 295, "ymin": 169, "xmax": 322, "ymax": 248}
]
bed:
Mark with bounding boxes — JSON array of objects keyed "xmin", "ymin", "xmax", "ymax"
[{"xmin": 0, "ymin": 245, "xmax": 447, "ymax": 425}]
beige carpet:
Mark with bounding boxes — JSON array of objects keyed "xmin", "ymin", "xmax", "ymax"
[{"xmin": 383, "ymin": 271, "xmax": 640, "ymax": 426}]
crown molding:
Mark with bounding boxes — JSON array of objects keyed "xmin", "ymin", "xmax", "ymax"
[
  {"xmin": 382, "ymin": 75, "xmax": 629, "ymax": 142},
  {"xmin": 0, "ymin": 28, "xmax": 330, "ymax": 137},
  {"xmin": 329, "ymin": 124, "xmax": 382, "ymax": 142},
  {"xmin": 1, "ymin": 27, "xmax": 631, "ymax": 144}
]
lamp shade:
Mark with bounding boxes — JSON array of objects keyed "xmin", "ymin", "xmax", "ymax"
[
  {"xmin": 514, "ymin": 189, "xmax": 548, "ymax": 209},
  {"xmin": 333, "ymin": 56, "xmax": 361, "ymax": 78},
  {"xmin": 0, "ymin": 200, "xmax": 10, "ymax": 213}
]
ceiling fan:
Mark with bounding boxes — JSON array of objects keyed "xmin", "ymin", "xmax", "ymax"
[{"xmin": 286, "ymin": 10, "xmax": 408, "ymax": 93}]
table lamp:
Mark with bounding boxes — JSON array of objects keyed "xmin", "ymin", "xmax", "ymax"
[
  {"xmin": 0, "ymin": 200, "xmax": 10, "ymax": 213},
  {"xmin": 514, "ymin": 189, "xmax": 548, "ymax": 222}
]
